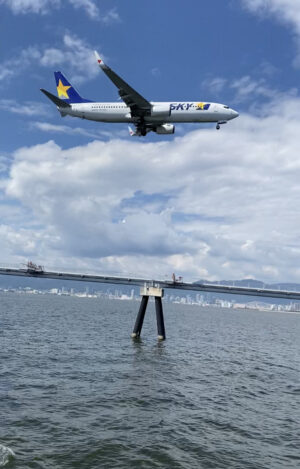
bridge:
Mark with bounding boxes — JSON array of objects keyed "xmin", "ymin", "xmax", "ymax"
[{"xmin": 1, "ymin": 266, "xmax": 300, "ymax": 340}]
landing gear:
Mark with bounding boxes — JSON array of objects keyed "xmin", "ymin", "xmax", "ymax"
[
  {"xmin": 135, "ymin": 117, "xmax": 147, "ymax": 136},
  {"xmin": 131, "ymin": 116, "xmax": 151, "ymax": 136},
  {"xmin": 216, "ymin": 120, "xmax": 227, "ymax": 130}
]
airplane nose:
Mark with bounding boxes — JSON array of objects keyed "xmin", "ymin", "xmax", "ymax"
[{"xmin": 231, "ymin": 109, "xmax": 239, "ymax": 119}]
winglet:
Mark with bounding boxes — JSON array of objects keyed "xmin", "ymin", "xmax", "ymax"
[
  {"xmin": 128, "ymin": 126, "xmax": 136, "ymax": 137},
  {"xmin": 94, "ymin": 50, "xmax": 105, "ymax": 68}
]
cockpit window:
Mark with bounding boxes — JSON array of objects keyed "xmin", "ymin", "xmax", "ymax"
[{"xmin": 224, "ymin": 105, "xmax": 230, "ymax": 109}]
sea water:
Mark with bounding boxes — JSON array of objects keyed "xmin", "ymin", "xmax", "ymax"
[{"xmin": 0, "ymin": 293, "xmax": 299, "ymax": 468}]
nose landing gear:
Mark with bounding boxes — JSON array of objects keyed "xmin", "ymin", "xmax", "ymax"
[{"xmin": 216, "ymin": 120, "xmax": 227, "ymax": 130}]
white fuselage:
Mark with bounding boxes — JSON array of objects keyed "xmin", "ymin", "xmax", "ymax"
[{"xmin": 61, "ymin": 101, "xmax": 239, "ymax": 124}]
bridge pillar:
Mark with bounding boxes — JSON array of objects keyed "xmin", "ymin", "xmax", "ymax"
[
  {"xmin": 131, "ymin": 295, "xmax": 148, "ymax": 338},
  {"xmin": 155, "ymin": 296, "xmax": 166, "ymax": 341},
  {"xmin": 131, "ymin": 284, "xmax": 165, "ymax": 340}
]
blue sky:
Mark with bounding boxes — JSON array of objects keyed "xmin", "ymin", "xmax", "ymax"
[
  {"xmin": 1, "ymin": 0, "xmax": 297, "ymax": 148},
  {"xmin": 1, "ymin": 0, "xmax": 300, "ymax": 282}
]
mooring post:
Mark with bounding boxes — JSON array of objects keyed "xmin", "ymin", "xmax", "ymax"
[
  {"xmin": 155, "ymin": 296, "xmax": 166, "ymax": 341},
  {"xmin": 131, "ymin": 295, "xmax": 149, "ymax": 338},
  {"xmin": 131, "ymin": 284, "xmax": 165, "ymax": 340}
]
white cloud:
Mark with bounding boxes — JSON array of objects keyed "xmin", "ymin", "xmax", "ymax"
[
  {"xmin": 101, "ymin": 7, "xmax": 121, "ymax": 24},
  {"xmin": 31, "ymin": 121, "xmax": 129, "ymax": 139},
  {"xmin": 231, "ymin": 76, "xmax": 270, "ymax": 100},
  {"xmin": 3, "ymin": 94, "xmax": 300, "ymax": 282},
  {"xmin": 31, "ymin": 121, "xmax": 106, "ymax": 139},
  {"xmin": 151, "ymin": 68, "xmax": 161, "ymax": 78},
  {"xmin": 243, "ymin": 0, "xmax": 300, "ymax": 31},
  {"xmin": 259, "ymin": 61, "xmax": 279, "ymax": 77},
  {"xmin": 203, "ymin": 74, "xmax": 298, "ymax": 108},
  {"xmin": 229, "ymin": 75, "xmax": 294, "ymax": 105},
  {"xmin": 0, "ymin": 0, "xmax": 120, "ymax": 21},
  {"xmin": 0, "ymin": 33, "xmax": 99, "ymax": 84},
  {"xmin": 0, "ymin": 46, "xmax": 41, "ymax": 82},
  {"xmin": 0, "ymin": 0, "xmax": 59, "ymax": 14},
  {"xmin": 202, "ymin": 77, "xmax": 228, "ymax": 95},
  {"xmin": 242, "ymin": 0, "xmax": 300, "ymax": 66},
  {"xmin": 68, "ymin": 0, "xmax": 99, "ymax": 19},
  {"xmin": 47, "ymin": 33, "xmax": 98, "ymax": 83},
  {"xmin": 0, "ymin": 155, "xmax": 10, "ymax": 175},
  {"xmin": 0, "ymin": 99, "xmax": 48, "ymax": 116}
]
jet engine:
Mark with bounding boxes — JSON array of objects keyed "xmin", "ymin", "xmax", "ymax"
[
  {"xmin": 155, "ymin": 124, "xmax": 175, "ymax": 134},
  {"xmin": 151, "ymin": 104, "xmax": 171, "ymax": 118}
]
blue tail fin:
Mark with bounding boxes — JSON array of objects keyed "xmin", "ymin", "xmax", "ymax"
[{"xmin": 54, "ymin": 71, "xmax": 92, "ymax": 104}]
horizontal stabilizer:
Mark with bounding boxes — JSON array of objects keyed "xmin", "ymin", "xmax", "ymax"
[{"xmin": 40, "ymin": 88, "xmax": 71, "ymax": 108}]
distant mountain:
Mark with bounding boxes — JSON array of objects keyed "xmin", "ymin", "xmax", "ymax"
[{"xmin": 192, "ymin": 278, "xmax": 300, "ymax": 305}]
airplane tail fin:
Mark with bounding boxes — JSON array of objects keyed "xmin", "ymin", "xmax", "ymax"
[{"xmin": 54, "ymin": 71, "xmax": 92, "ymax": 104}]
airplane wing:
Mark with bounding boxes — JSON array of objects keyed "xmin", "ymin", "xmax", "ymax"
[{"xmin": 94, "ymin": 51, "xmax": 151, "ymax": 118}]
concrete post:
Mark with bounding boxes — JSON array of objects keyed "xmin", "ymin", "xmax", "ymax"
[
  {"xmin": 155, "ymin": 296, "xmax": 166, "ymax": 341},
  {"xmin": 131, "ymin": 295, "xmax": 148, "ymax": 338},
  {"xmin": 131, "ymin": 284, "xmax": 165, "ymax": 340}
]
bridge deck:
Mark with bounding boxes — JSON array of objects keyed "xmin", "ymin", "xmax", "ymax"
[{"xmin": 1, "ymin": 268, "xmax": 300, "ymax": 301}]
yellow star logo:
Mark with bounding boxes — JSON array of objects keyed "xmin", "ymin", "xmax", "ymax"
[
  {"xmin": 57, "ymin": 79, "xmax": 71, "ymax": 99},
  {"xmin": 197, "ymin": 102, "xmax": 205, "ymax": 110}
]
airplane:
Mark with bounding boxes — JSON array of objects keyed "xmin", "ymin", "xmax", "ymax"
[{"xmin": 40, "ymin": 51, "xmax": 239, "ymax": 137}]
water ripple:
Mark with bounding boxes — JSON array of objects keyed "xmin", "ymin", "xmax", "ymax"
[
  {"xmin": 0, "ymin": 445, "xmax": 15, "ymax": 467},
  {"xmin": 1, "ymin": 294, "xmax": 300, "ymax": 468}
]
